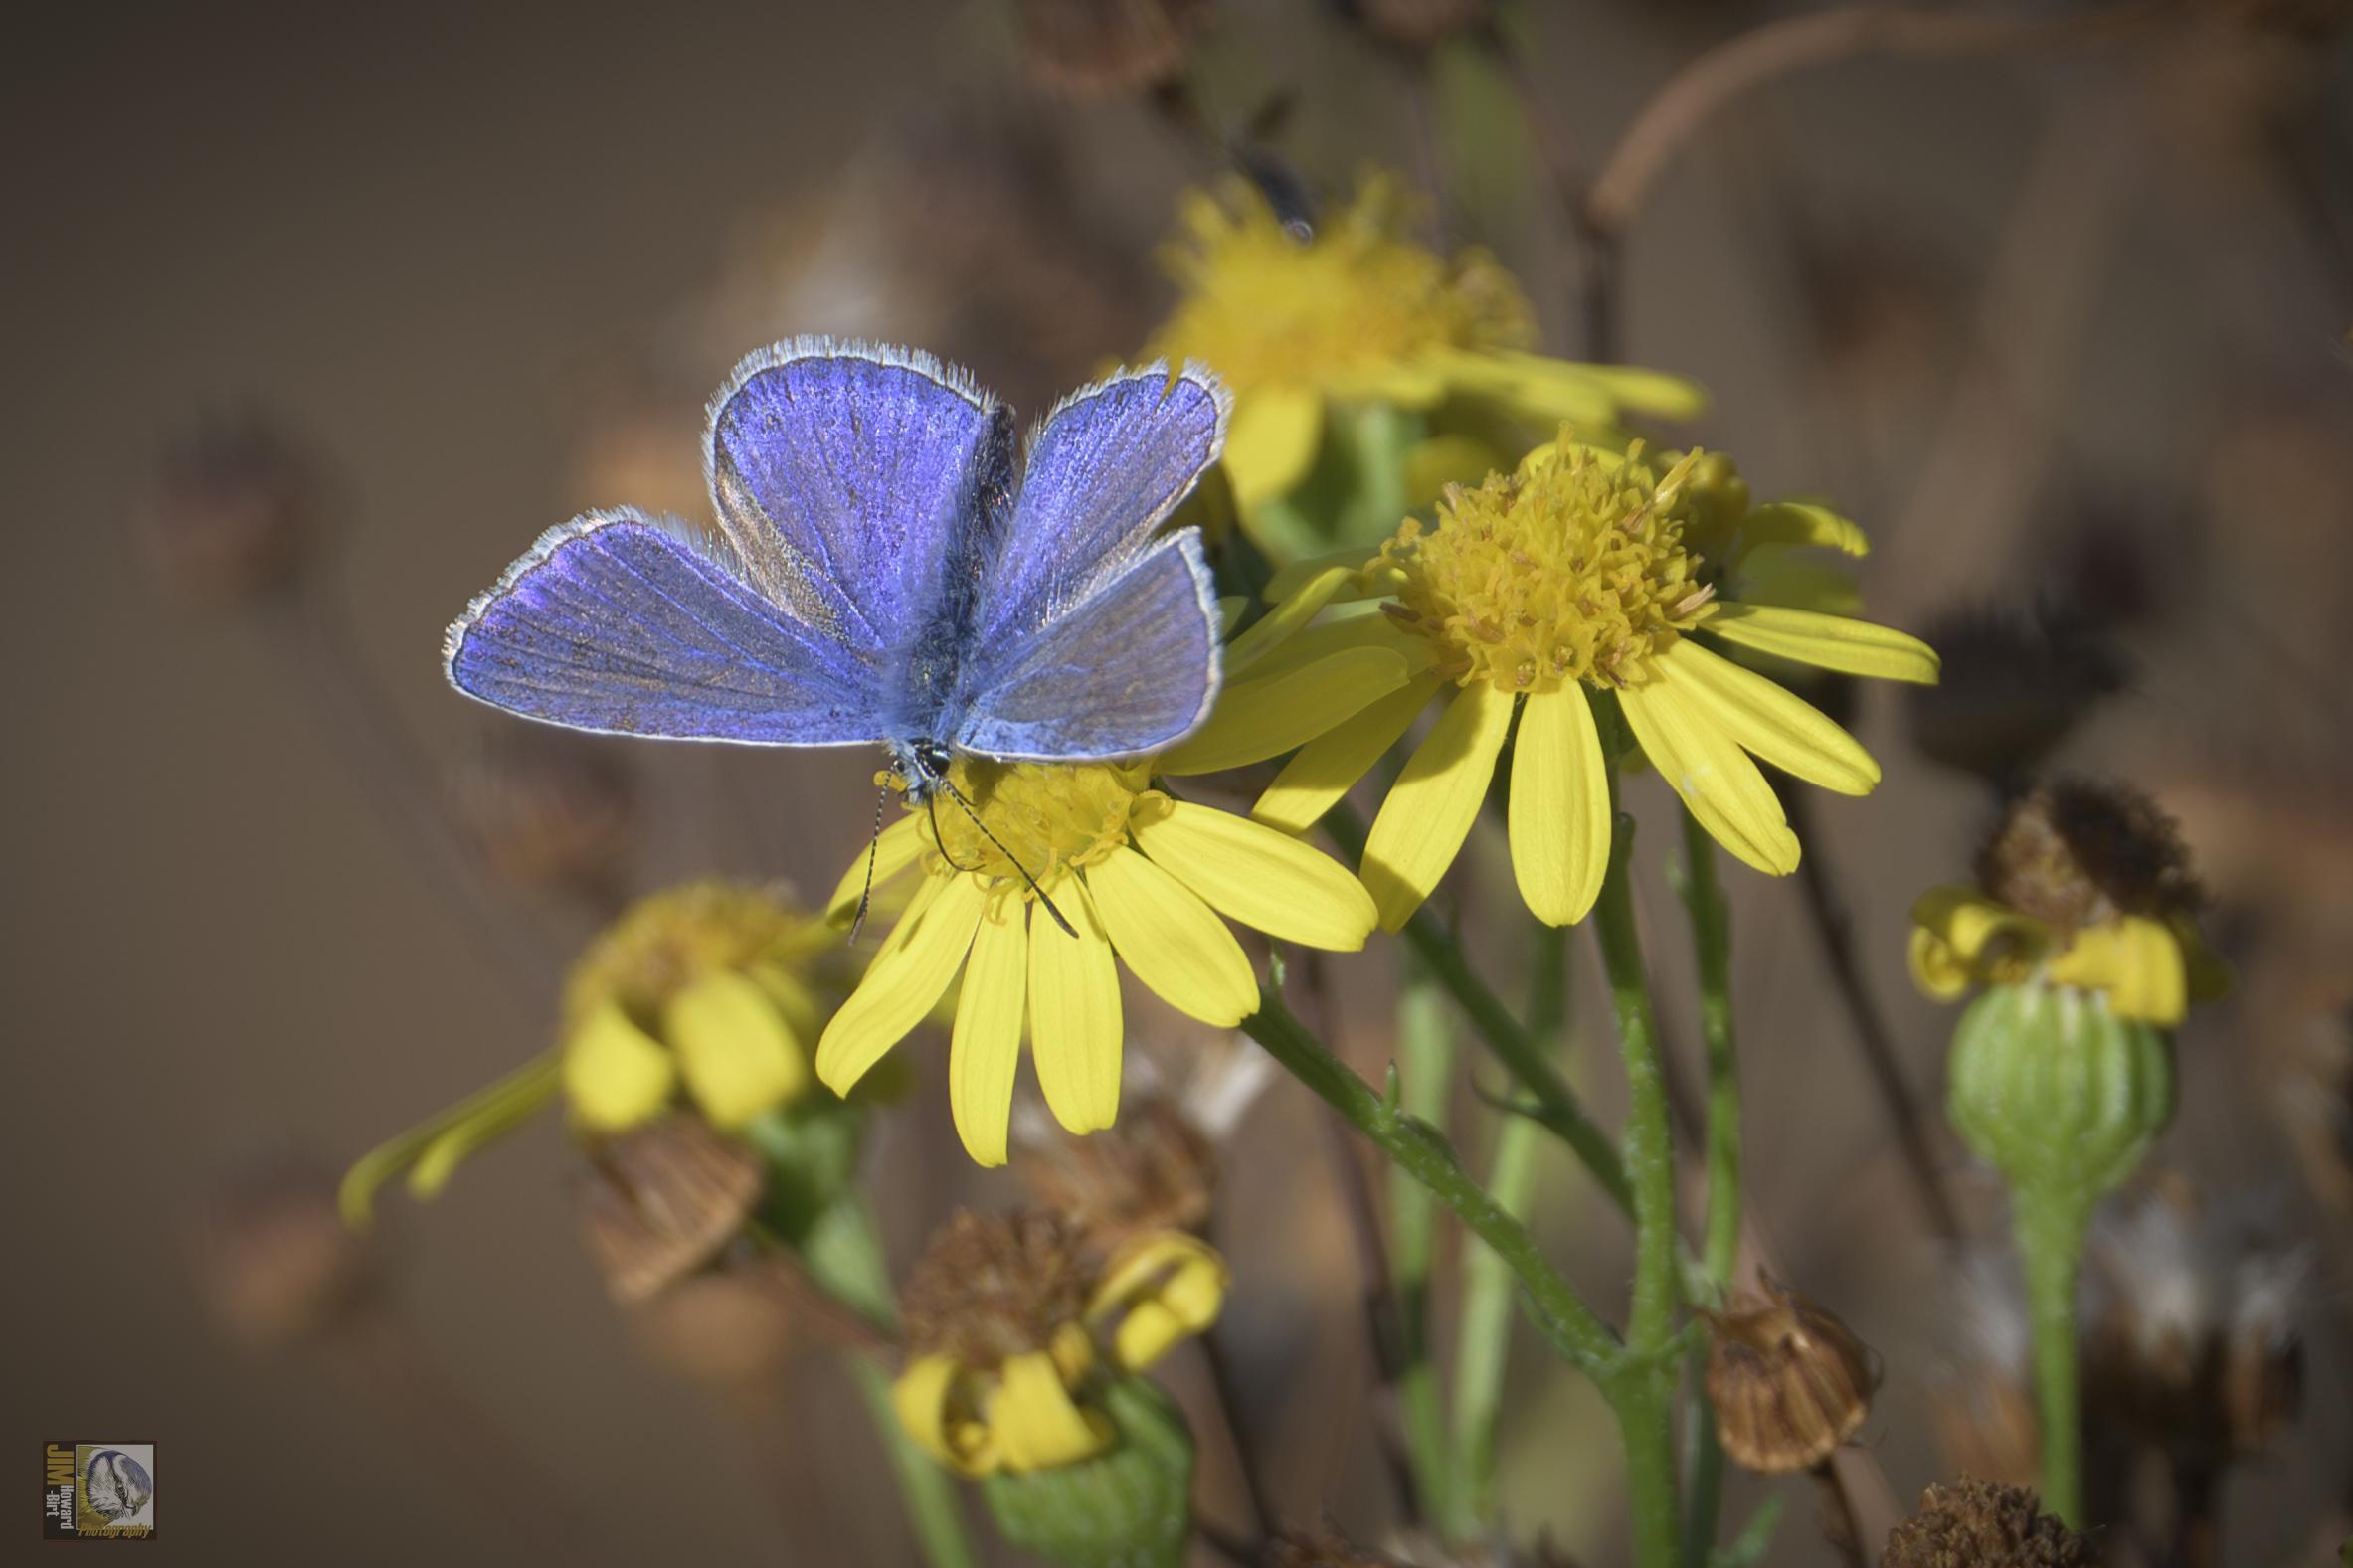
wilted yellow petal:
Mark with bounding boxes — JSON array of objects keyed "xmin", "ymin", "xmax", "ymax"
[
  {"xmin": 1162, "ymin": 645, "xmax": 1411, "ymax": 774},
  {"xmin": 1255, "ymin": 673, "xmax": 1442, "ymax": 834},
  {"xmin": 1911, "ymin": 884, "xmax": 2049, "ymax": 963},
  {"xmin": 1028, "ymin": 881, "xmax": 1123, "ymax": 1137},
  {"xmin": 949, "ymin": 901, "xmax": 1028, "ymax": 1167},
  {"xmin": 1907, "ymin": 927, "xmax": 1974, "ymax": 1001},
  {"xmin": 1362, "ymin": 682, "xmax": 1515, "ymax": 931},
  {"xmin": 1222, "ymin": 382, "xmax": 1324, "ymax": 512},
  {"xmin": 892, "ymin": 1355, "xmax": 975, "ymax": 1472},
  {"xmin": 985, "ymin": 1350, "xmax": 1114, "ymax": 1474},
  {"xmin": 1133, "ymin": 799, "xmax": 1377, "ymax": 950},
  {"xmin": 815, "ymin": 874, "xmax": 985, "ymax": 1095},
  {"xmin": 664, "ymin": 969, "xmax": 811, "ymax": 1129},
  {"xmin": 1704, "ymin": 602, "xmax": 1940, "ymax": 685},
  {"xmin": 564, "ymin": 1001, "xmax": 676, "ymax": 1132},
  {"xmin": 1508, "ymin": 685, "xmax": 1612, "ymax": 926},
  {"xmin": 1089, "ymin": 1232, "xmax": 1230, "ymax": 1370},
  {"xmin": 1617, "ymin": 679, "xmax": 1799, "ymax": 875},
  {"xmin": 1085, "ymin": 846, "xmax": 1259, "ymax": 1026},
  {"xmin": 824, "ymin": 813, "xmax": 925, "ymax": 924},
  {"xmin": 2051, "ymin": 916, "xmax": 2187, "ymax": 1026},
  {"xmin": 1652, "ymin": 639, "xmax": 1881, "ymax": 796}
]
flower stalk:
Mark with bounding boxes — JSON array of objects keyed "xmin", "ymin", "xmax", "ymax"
[{"xmin": 1389, "ymin": 965, "xmax": 1468, "ymax": 1536}]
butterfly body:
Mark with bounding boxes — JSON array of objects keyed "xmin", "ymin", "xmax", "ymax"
[{"xmin": 446, "ymin": 340, "xmax": 1232, "ymax": 794}]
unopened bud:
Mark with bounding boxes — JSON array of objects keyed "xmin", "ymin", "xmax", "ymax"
[{"xmin": 1703, "ymin": 1277, "xmax": 1879, "ymax": 1475}]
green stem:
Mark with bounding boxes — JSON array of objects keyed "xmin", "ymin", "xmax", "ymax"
[
  {"xmin": 788, "ymin": 1189, "xmax": 981, "ymax": 1568},
  {"xmin": 1592, "ymin": 802, "xmax": 1686, "ymax": 1568},
  {"xmin": 1391, "ymin": 966, "xmax": 1466, "ymax": 1536},
  {"xmin": 1678, "ymin": 808, "xmax": 1740, "ymax": 1566},
  {"xmin": 2015, "ymin": 1184, "xmax": 2091, "ymax": 1525},
  {"xmin": 1323, "ymin": 801, "xmax": 1634, "ymax": 1215},
  {"xmin": 1452, "ymin": 923, "xmax": 1568, "ymax": 1523},
  {"xmin": 1241, "ymin": 980, "xmax": 1622, "ymax": 1377}
]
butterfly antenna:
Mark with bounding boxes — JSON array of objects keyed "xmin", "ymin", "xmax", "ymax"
[
  {"xmin": 846, "ymin": 777, "xmax": 891, "ymax": 946},
  {"xmin": 933, "ymin": 773, "xmax": 1080, "ymax": 939}
]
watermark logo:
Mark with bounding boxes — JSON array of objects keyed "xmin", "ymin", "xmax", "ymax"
[{"xmin": 43, "ymin": 1443, "xmax": 155, "ymax": 1539}]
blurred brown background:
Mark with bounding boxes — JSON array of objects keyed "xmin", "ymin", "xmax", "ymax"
[{"xmin": 6, "ymin": 2, "xmax": 2350, "ymax": 1564}]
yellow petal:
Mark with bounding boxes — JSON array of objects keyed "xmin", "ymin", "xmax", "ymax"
[
  {"xmin": 1652, "ymin": 639, "xmax": 1881, "ymax": 796},
  {"xmin": 400, "ymin": 1052, "xmax": 564, "ymax": 1207},
  {"xmin": 985, "ymin": 1350, "xmax": 1114, "ymax": 1475},
  {"xmin": 1089, "ymin": 1232, "xmax": 1229, "ymax": 1371},
  {"xmin": 1222, "ymin": 382, "xmax": 1324, "ymax": 512},
  {"xmin": 1223, "ymin": 564, "xmax": 1353, "ymax": 675},
  {"xmin": 1733, "ymin": 501, "xmax": 1869, "ymax": 559},
  {"xmin": 1261, "ymin": 544, "xmax": 1384, "ymax": 606},
  {"xmin": 1911, "ymin": 884, "xmax": 2049, "ymax": 963},
  {"xmin": 564, "ymin": 1002, "xmax": 676, "ymax": 1132},
  {"xmin": 1362, "ymin": 682, "xmax": 1515, "ymax": 931},
  {"xmin": 1703, "ymin": 602, "xmax": 1940, "ymax": 685},
  {"xmin": 824, "ymin": 813, "xmax": 926, "ymax": 924},
  {"xmin": 949, "ymin": 899, "xmax": 1028, "ymax": 1167},
  {"xmin": 1162, "ymin": 645, "xmax": 1412, "ymax": 774},
  {"xmin": 1085, "ymin": 845, "xmax": 1259, "ymax": 1026},
  {"xmin": 815, "ymin": 874, "xmax": 986, "ymax": 1095},
  {"xmin": 1255, "ymin": 673, "xmax": 1443, "ymax": 834},
  {"xmin": 1907, "ymin": 926, "xmax": 1974, "ymax": 1001},
  {"xmin": 663, "ymin": 969, "xmax": 811, "ymax": 1128},
  {"xmin": 1028, "ymin": 881, "xmax": 1123, "ymax": 1137},
  {"xmin": 1616, "ymin": 678, "xmax": 1800, "ymax": 875},
  {"xmin": 892, "ymin": 1355, "xmax": 978, "ymax": 1472},
  {"xmin": 2051, "ymin": 916, "xmax": 2187, "ymax": 1026},
  {"xmin": 1508, "ymin": 685, "xmax": 1612, "ymax": 926},
  {"xmin": 1132, "ymin": 799, "xmax": 1377, "ymax": 950}
]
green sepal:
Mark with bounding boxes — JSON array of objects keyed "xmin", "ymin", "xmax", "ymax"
[{"xmin": 978, "ymin": 1376, "xmax": 1194, "ymax": 1568}]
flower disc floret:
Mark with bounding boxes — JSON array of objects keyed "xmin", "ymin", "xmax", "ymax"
[
  {"xmin": 919, "ymin": 759, "xmax": 1151, "ymax": 898},
  {"xmin": 1380, "ymin": 443, "xmax": 1713, "ymax": 694}
]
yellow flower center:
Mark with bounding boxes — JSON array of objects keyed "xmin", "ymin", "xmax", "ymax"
[
  {"xmin": 1378, "ymin": 440, "xmax": 1716, "ymax": 694},
  {"xmin": 1146, "ymin": 171, "xmax": 1533, "ymax": 398},
  {"xmin": 563, "ymin": 880, "xmax": 811, "ymax": 1032},
  {"xmin": 917, "ymin": 759, "xmax": 1156, "ymax": 897}
]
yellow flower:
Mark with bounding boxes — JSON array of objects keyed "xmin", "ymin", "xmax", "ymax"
[
  {"xmin": 1143, "ymin": 170, "xmax": 1704, "ymax": 551},
  {"xmin": 341, "ymin": 881, "xmax": 853, "ymax": 1226},
  {"xmin": 1181, "ymin": 433, "xmax": 1939, "ymax": 931},
  {"xmin": 814, "ymin": 745, "xmax": 1376, "ymax": 1167},
  {"xmin": 893, "ymin": 1210, "xmax": 1225, "ymax": 1478},
  {"xmin": 1908, "ymin": 782, "xmax": 2229, "ymax": 1027}
]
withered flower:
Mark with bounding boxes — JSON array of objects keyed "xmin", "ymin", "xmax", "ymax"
[
  {"xmin": 1881, "ymin": 1478, "xmax": 2097, "ymax": 1567},
  {"xmin": 1703, "ymin": 1276, "xmax": 1879, "ymax": 1474},
  {"xmin": 575, "ymin": 1116, "xmax": 765, "ymax": 1304}
]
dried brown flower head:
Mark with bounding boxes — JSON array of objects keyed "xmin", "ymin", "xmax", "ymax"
[
  {"xmin": 194, "ymin": 1158, "xmax": 378, "ymax": 1348},
  {"xmin": 449, "ymin": 728, "xmax": 636, "ymax": 899},
  {"xmin": 1018, "ymin": 1097, "xmax": 1218, "ymax": 1255},
  {"xmin": 630, "ymin": 1266, "xmax": 796, "ymax": 1387},
  {"xmin": 141, "ymin": 417, "xmax": 321, "ymax": 604},
  {"xmin": 1881, "ymin": 1478, "xmax": 2097, "ymax": 1567},
  {"xmin": 576, "ymin": 1116, "xmax": 765, "ymax": 1304},
  {"xmin": 901, "ymin": 1210, "xmax": 1094, "ymax": 1370},
  {"xmin": 1976, "ymin": 780, "xmax": 2201, "ymax": 937},
  {"xmin": 1017, "ymin": 0, "xmax": 1207, "ymax": 99},
  {"xmin": 1703, "ymin": 1277, "xmax": 1879, "ymax": 1474}
]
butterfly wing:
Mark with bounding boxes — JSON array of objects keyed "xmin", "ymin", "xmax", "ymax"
[
  {"xmin": 954, "ymin": 363, "xmax": 1228, "ymax": 759},
  {"xmin": 707, "ymin": 338, "xmax": 1012, "ymax": 714},
  {"xmin": 445, "ymin": 511, "xmax": 879, "ymax": 743}
]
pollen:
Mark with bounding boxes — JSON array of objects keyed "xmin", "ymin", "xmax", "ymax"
[
  {"xmin": 1377, "ymin": 437, "xmax": 1715, "ymax": 694},
  {"xmin": 921, "ymin": 758, "xmax": 1154, "ymax": 898},
  {"xmin": 1148, "ymin": 171, "xmax": 1534, "ymax": 396}
]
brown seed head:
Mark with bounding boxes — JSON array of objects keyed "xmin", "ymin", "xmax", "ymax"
[
  {"xmin": 449, "ymin": 728, "xmax": 636, "ymax": 898},
  {"xmin": 1704, "ymin": 1277, "xmax": 1879, "ymax": 1474},
  {"xmin": 630, "ymin": 1266, "xmax": 796, "ymax": 1386},
  {"xmin": 141, "ymin": 417, "xmax": 321, "ymax": 604},
  {"xmin": 576, "ymin": 1117, "xmax": 765, "ymax": 1304},
  {"xmin": 1881, "ymin": 1478, "xmax": 2097, "ymax": 1567},
  {"xmin": 1976, "ymin": 780, "xmax": 2201, "ymax": 936},
  {"xmin": 194, "ymin": 1158, "xmax": 378, "ymax": 1348},
  {"xmin": 1018, "ymin": 1097, "xmax": 1218, "ymax": 1255},
  {"xmin": 900, "ymin": 1210, "xmax": 1093, "ymax": 1370},
  {"xmin": 1017, "ymin": 0, "xmax": 1207, "ymax": 99}
]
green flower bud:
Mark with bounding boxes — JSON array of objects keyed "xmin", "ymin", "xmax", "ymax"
[
  {"xmin": 1947, "ymin": 980, "xmax": 2173, "ymax": 1207},
  {"xmin": 978, "ymin": 1375, "xmax": 1194, "ymax": 1568}
]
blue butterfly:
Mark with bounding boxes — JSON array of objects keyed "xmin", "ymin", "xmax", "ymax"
[{"xmin": 446, "ymin": 339, "xmax": 1231, "ymax": 904}]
